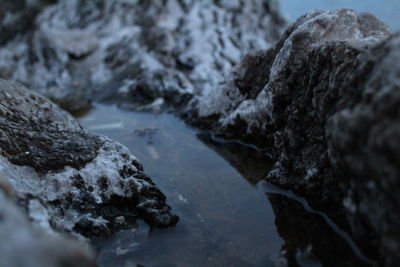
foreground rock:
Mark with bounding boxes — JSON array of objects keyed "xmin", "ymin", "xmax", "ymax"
[
  {"xmin": 0, "ymin": 0, "xmax": 285, "ymax": 113},
  {"xmin": 190, "ymin": 9, "xmax": 399, "ymax": 265},
  {"xmin": 0, "ymin": 183, "xmax": 95, "ymax": 267},
  {"xmin": 0, "ymin": 79, "xmax": 178, "ymax": 243}
]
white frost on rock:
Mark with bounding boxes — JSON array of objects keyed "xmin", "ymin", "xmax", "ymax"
[
  {"xmin": 0, "ymin": 79, "xmax": 177, "ymax": 239},
  {"xmin": 0, "ymin": 136, "xmax": 156, "ymax": 239}
]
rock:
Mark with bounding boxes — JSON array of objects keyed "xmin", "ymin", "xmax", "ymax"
[
  {"xmin": 326, "ymin": 34, "xmax": 400, "ymax": 266},
  {"xmin": 0, "ymin": 182, "xmax": 95, "ymax": 267},
  {"xmin": 190, "ymin": 9, "xmax": 390, "ymax": 141},
  {"xmin": 188, "ymin": 8, "xmax": 398, "ymax": 265},
  {"xmin": 0, "ymin": 0, "xmax": 55, "ymax": 45},
  {"xmin": 2, "ymin": 1, "xmax": 398, "ymax": 265},
  {"xmin": 0, "ymin": 79, "xmax": 178, "ymax": 240},
  {"xmin": 0, "ymin": 0, "xmax": 286, "ymax": 113},
  {"xmin": 0, "ymin": 79, "xmax": 100, "ymax": 171},
  {"xmin": 48, "ymin": 89, "xmax": 93, "ymax": 117}
]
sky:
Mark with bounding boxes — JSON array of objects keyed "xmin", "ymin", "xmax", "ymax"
[{"xmin": 280, "ymin": 0, "xmax": 400, "ymax": 31}]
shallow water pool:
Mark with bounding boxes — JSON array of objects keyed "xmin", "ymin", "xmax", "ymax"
[{"xmin": 78, "ymin": 104, "xmax": 373, "ymax": 267}]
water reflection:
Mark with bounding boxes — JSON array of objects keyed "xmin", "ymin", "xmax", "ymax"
[
  {"xmin": 196, "ymin": 133, "xmax": 272, "ymax": 185},
  {"xmin": 196, "ymin": 133, "xmax": 374, "ymax": 266},
  {"xmin": 78, "ymin": 104, "xmax": 372, "ymax": 267},
  {"xmin": 79, "ymin": 104, "xmax": 282, "ymax": 267},
  {"xmin": 261, "ymin": 184, "xmax": 373, "ymax": 267}
]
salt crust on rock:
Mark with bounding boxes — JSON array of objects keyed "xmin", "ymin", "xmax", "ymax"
[{"xmin": 0, "ymin": 79, "xmax": 178, "ymax": 240}]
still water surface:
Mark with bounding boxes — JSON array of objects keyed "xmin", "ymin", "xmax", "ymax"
[
  {"xmin": 79, "ymin": 104, "xmax": 282, "ymax": 266},
  {"xmin": 78, "ymin": 104, "xmax": 371, "ymax": 267}
]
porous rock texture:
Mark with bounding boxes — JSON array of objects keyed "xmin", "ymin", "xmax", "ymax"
[
  {"xmin": 0, "ymin": 0, "xmax": 286, "ymax": 113},
  {"xmin": 190, "ymin": 8, "xmax": 399, "ymax": 265},
  {"xmin": 0, "ymin": 79, "xmax": 178, "ymax": 243}
]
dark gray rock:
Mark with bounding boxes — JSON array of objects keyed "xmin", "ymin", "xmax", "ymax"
[
  {"xmin": 0, "ymin": 79, "xmax": 178, "ymax": 241},
  {"xmin": 189, "ymin": 8, "xmax": 398, "ymax": 265},
  {"xmin": 0, "ymin": 79, "xmax": 100, "ymax": 171},
  {"xmin": 0, "ymin": 0, "xmax": 286, "ymax": 113},
  {"xmin": 326, "ymin": 34, "xmax": 400, "ymax": 266}
]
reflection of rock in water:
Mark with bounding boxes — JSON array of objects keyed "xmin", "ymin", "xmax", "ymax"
[
  {"xmin": 266, "ymin": 193, "xmax": 372, "ymax": 267},
  {"xmin": 196, "ymin": 133, "xmax": 272, "ymax": 185},
  {"xmin": 181, "ymin": 127, "xmax": 376, "ymax": 266},
  {"xmin": 134, "ymin": 128, "xmax": 160, "ymax": 145}
]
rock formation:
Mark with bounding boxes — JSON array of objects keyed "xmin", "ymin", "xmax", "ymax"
[
  {"xmin": 0, "ymin": 79, "xmax": 178, "ymax": 240},
  {"xmin": 190, "ymin": 8, "xmax": 398, "ymax": 265},
  {"xmin": 1, "ymin": 0, "xmax": 399, "ymax": 266},
  {"xmin": 0, "ymin": 0, "xmax": 285, "ymax": 113}
]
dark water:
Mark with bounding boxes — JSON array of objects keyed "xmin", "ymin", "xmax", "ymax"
[
  {"xmin": 78, "ymin": 104, "xmax": 373, "ymax": 267},
  {"xmin": 281, "ymin": 0, "xmax": 400, "ymax": 31}
]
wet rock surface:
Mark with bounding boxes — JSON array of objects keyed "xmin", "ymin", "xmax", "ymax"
[
  {"xmin": 0, "ymin": 79, "xmax": 178, "ymax": 244},
  {"xmin": 190, "ymin": 8, "xmax": 399, "ymax": 265}
]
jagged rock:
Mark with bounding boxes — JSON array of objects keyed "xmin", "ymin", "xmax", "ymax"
[
  {"xmin": 0, "ymin": 79, "xmax": 100, "ymax": 171},
  {"xmin": 0, "ymin": 0, "xmax": 286, "ymax": 112},
  {"xmin": 0, "ymin": 79, "xmax": 178, "ymax": 240},
  {"xmin": 190, "ymin": 9, "xmax": 390, "ymax": 141},
  {"xmin": 189, "ymin": 8, "xmax": 399, "ymax": 265}
]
